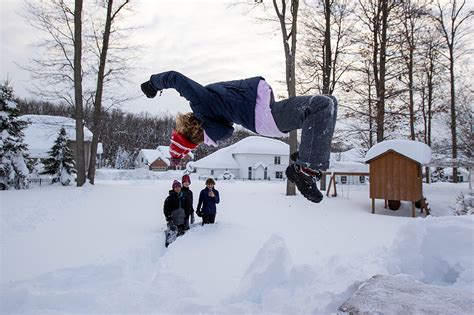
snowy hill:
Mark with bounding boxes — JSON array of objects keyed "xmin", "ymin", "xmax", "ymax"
[{"xmin": 1, "ymin": 173, "xmax": 473, "ymax": 314}]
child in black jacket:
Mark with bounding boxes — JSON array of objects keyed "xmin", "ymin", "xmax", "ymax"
[
  {"xmin": 163, "ymin": 180, "xmax": 188, "ymax": 236},
  {"xmin": 142, "ymin": 71, "xmax": 337, "ymax": 203}
]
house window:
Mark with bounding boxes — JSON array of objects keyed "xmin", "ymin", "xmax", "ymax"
[
  {"xmin": 248, "ymin": 167, "xmax": 252, "ymax": 180},
  {"xmin": 274, "ymin": 156, "xmax": 281, "ymax": 165},
  {"xmin": 359, "ymin": 176, "xmax": 365, "ymax": 184},
  {"xmin": 275, "ymin": 171, "xmax": 283, "ymax": 179},
  {"xmin": 141, "ymin": 157, "xmax": 144, "ymax": 163},
  {"xmin": 341, "ymin": 176, "xmax": 347, "ymax": 184},
  {"xmin": 264, "ymin": 167, "xmax": 268, "ymax": 180},
  {"xmin": 458, "ymin": 176, "xmax": 463, "ymax": 182},
  {"xmin": 211, "ymin": 170, "xmax": 214, "ymax": 176}
]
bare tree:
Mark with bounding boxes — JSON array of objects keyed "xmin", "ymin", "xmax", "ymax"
[
  {"xmin": 397, "ymin": 0, "xmax": 430, "ymax": 140},
  {"xmin": 354, "ymin": 0, "xmax": 402, "ymax": 142},
  {"xmin": 73, "ymin": 0, "xmax": 86, "ymax": 186},
  {"xmin": 298, "ymin": 0, "xmax": 354, "ymax": 95},
  {"xmin": 272, "ymin": 0, "xmax": 300, "ymax": 196},
  {"xmin": 21, "ymin": 0, "xmax": 136, "ymax": 185},
  {"xmin": 87, "ymin": 0, "xmax": 132, "ymax": 184},
  {"xmin": 430, "ymin": 0, "xmax": 473, "ymax": 183},
  {"xmin": 416, "ymin": 23, "xmax": 444, "ymax": 183}
]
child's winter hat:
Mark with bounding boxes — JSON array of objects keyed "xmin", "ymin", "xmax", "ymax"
[
  {"xmin": 169, "ymin": 129, "xmax": 198, "ymax": 159},
  {"xmin": 172, "ymin": 180, "xmax": 182, "ymax": 189},
  {"xmin": 182, "ymin": 174, "xmax": 191, "ymax": 184}
]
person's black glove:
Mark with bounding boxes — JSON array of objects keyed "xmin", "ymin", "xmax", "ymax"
[
  {"xmin": 196, "ymin": 209, "xmax": 202, "ymax": 217},
  {"xmin": 141, "ymin": 80, "xmax": 158, "ymax": 98}
]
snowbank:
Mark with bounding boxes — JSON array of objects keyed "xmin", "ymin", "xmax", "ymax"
[
  {"xmin": 94, "ymin": 168, "xmax": 185, "ymax": 181},
  {"xmin": 387, "ymin": 216, "xmax": 474, "ymax": 290},
  {"xmin": 339, "ymin": 274, "xmax": 474, "ymax": 314}
]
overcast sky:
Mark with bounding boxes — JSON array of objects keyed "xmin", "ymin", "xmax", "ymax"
[{"xmin": 1, "ymin": 0, "xmax": 287, "ymax": 116}]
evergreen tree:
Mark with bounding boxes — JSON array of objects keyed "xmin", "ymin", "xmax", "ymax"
[
  {"xmin": 41, "ymin": 127, "xmax": 77, "ymax": 185},
  {"xmin": 0, "ymin": 81, "xmax": 30, "ymax": 189},
  {"xmin": 114, "ymin": 146, "xmax": 130, "ymax": 169}
]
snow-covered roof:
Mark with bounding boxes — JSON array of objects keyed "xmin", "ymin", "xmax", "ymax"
[
  {"xmin": 230, "ymin": 136, "xmax": 289, "ymax": 155},
  {"xmin": 365, "ymin": 139, "xmax": 432, "ymax": 165},
  {"xmin": 20, "ymin": 115, "xmax": 93, "ymax": 159},
  {"xmin": 189, "ymin": 136, "xmax": 289, "ymax": 170},
  {"xmin": 140, "ymin": 149, "xmax": 169, "ymax": 166},
  {"xmin": 328, "ymin": 161, "xmax": 369, "ymax": 173}
]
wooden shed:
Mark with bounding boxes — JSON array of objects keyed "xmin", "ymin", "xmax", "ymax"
[{"xmin": 365, "ymin": 140, "xmax": 432, "ymax": 217}]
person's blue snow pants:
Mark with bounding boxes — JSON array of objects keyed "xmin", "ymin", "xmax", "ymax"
[{"xmin": 270, "ymin": 95, "xmax": 338, "ymax": 170}]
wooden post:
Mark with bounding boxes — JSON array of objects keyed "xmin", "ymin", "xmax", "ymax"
[
  {"xmin": 332, "ymin": 174, "xmax": 337, "ymax": 197},
  {"xmin": 412, "ymin": 202, "xmax": 415, "ymax": 218},
  {"xmin": 326, "ymin": 175, "xmax": 333, "ymax": 197},
  {"xmin": 384, "ymin": 199, "xmax": 387, "ymax": 208},
  {"xmin": 372, "ymin": 198, "xmax": 375, "ymax": 214}
]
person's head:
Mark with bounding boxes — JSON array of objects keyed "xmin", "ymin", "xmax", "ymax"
[
  {"xmin": 176, "ymin": 112, "xmax": 204, "ymax": 145},
  {"xmin": 205, "ymin": 177, "xmax": 215, "ymax": 189},
  {"xmin": 182, "ymin": 174, "xmax": 191, "ymax": 187},
  {"xmin": 172, "ymin": 180, "xmax": 182, "ymax": 192}
]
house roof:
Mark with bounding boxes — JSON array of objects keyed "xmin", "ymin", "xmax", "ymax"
[
  {"xmin": 20, "ymin": 114, "xmax": 93, "ymax": 159},
  {"xmin": 141, "ymin": 149, "xmax": 169, "ymax": 166},
  {"xmin": 365, "ymin": 139, "xmax": 431, "ymax": 165},
  {"xmin": 328, "ymin": 161, "xmax": 369, "ymax": 173},
  {"xmin": 189, "ymin": 136, "xmax": 289, "ymax": 170}
]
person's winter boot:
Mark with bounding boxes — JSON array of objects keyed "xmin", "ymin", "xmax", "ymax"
[{"xmin": 286, "ymin": 163, "xmax": 323, "ymax": 203}]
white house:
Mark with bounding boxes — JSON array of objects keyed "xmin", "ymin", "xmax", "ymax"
[
  {"xmin": 135, "ymin": 146, "xmax": 194, "ymax": 171},
  {"xmin": 188, "ymin": 136, "xmax": 289, "ymax": 180},
  {"xmin": 21, "ymin": 114, "xmax": 93, "ymax": 169},
  {"xmin": 443, "ymin": 167, "xmax": 470, "ymax": 183}
]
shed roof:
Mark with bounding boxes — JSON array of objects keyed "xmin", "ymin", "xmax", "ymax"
[{"xmin": 365, "ymin": 139, "xmax": 431, "ymax": 165}]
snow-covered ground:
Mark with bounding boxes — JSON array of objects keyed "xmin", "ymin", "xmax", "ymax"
[{"xmin": 1, "ymin": 169, "xmax": 473, "ymax": 314}]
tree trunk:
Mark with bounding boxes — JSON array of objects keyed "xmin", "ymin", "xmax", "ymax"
[
  {"xmin": 322, "ymin": 0, "xmax": 331, "ymax": 95},
  {"xmin": 88, "ymin": 0, "xmax": 114, "ymax": 184},
  {"xmin": 74, "ymin": 0, "xmax": 86, "ymax": 187},
  {"xmin": 449, "ymin": 47, "xmax": 458, "ymax": 183},
  {"xmin": 273, "ymin": 0, "xmax": 299, "ymax": 196},
  {"xmin": 408, "ymin": 47, "xmax": 415, "ymax": 140},
  {"xmin": 376, "ymin": 0, "xmax": 388, "ymax": 143}
]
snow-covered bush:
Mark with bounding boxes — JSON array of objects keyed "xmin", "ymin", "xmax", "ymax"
[
  {"xmin": 452, "ymin": 192, "xmax": 473, "ymax": 216},
  {"xmin": 40, "ymin": 127, "xmax": 77, "ymax": 185},
  {"xmin": 114, "ymin": 146, "xmax": 131, "ymax": 169},
  {"xmin": 0, "ymin": 82, "xmax": 30, "ymax": 189},
  {"xmin": 221, "ymin": 169, "xmax": 235, "ymax": 180}
]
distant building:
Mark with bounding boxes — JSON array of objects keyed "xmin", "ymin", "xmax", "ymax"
[
  {"xmin": 329, "ymin": 148, "xmax": 369, "ymax": 185},
  {"xmin": 188, "ymin": 136, "xmax": 289, "ymax": 180},
  {"xmin": 443, "ymin": 167, "xmax": 469, "ymax": 183},
  {"xmin": 135, "ymin": 146, "xmax": 193, "ymax": 171},
  {"xmin": 21, "ymin": 115, "xmax": 93, "ymax": 169}
]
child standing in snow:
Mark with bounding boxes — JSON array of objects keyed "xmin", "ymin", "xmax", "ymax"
[
  {"xmin": 180, "ymin": 174, "xmax": 195, "ymax": 230},
  {"xmin": 196, "ymin": 178, "xmax": 220, "ymax": 225},
  {"xmin": 141, "ymin": 71, "xmax": 337, "ymax": 203},
  {"xmin": 163, "ymin": 180, "xmax": 188, "ymax": 236}
]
